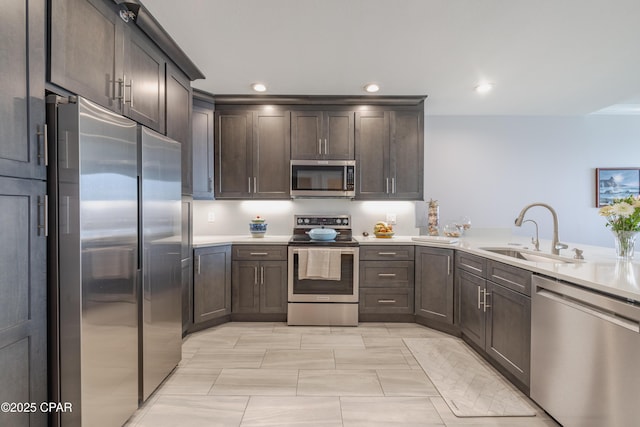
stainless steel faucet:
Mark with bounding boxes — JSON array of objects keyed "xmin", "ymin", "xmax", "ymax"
[
  {"xmin": 522, "ymin": 219, "xmax": 540, "ymax": 251},
  {"xmin": 515, "ymin": 202, "xmax": 567, "ymax": 255}
]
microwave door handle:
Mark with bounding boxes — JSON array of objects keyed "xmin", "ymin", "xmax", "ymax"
[{"xmin": 343, "ymin": 169, "xmax": 347, "ymax": 191}]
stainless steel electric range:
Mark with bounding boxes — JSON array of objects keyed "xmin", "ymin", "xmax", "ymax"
[{"xmin": 287, "ymin": 215, "xmax": 359, "ymax": 326}]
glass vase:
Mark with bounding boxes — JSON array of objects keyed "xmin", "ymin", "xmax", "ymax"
[{"xmin": 612, "ymin": 230, "xmax": 638, "ymax": 260}]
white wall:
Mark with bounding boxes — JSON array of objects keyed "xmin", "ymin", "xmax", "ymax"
[
  {"xmin": 425, "ymin": 115, "xmax": 640, "ymax": 248},
  {"xmin": 193, "ymin": 115, "xmax": 640, "ymax": 248}
]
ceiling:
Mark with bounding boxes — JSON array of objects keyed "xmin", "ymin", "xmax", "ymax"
[{"xmin": 142, "ymin": 0, "xmax": 640, "ymax": 115}]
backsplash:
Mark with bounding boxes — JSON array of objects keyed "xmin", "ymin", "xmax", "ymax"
[{"xmin": 193, "ymin": 199, "xmax": 424, "ymax": 237}]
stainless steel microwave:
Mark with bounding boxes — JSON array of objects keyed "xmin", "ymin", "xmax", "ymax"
[{"xmin": 290, "ymin": 160, "xmax": 356, "ymax": 198}]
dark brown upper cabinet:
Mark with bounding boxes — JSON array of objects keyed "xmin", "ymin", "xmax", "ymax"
[
  {"xmin": 50, "ymin": 0, "xmax": 166, "ymax": 133},
  {"xmin": 215, "ymin": 108, "xmax": 291, "ymax": 199},
  {"xmin": 291, "ymin": 110, "xmax": 354, "ymax": 160},
  {"xmin": 355, "ymin": 109, "xmax": 423, "ymax": 200}
]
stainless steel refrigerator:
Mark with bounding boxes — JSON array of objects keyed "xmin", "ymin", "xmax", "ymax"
[{"xmin": 50, "ymin": 96, "xmax": 181, "ymax": 427}]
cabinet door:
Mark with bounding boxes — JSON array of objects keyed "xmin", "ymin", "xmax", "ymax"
[
  {"xmin": 415, "ymin": 247, "xmax": 454, "ymax": 324},
  {"xmin": 291, "ymin": 111, "xmax": 323, "ymax": 159},
  {"xmin": 123, "ymin": 28, "xmax": 166, "ymax": 132},
  {"xmin": 192, "ymin": 99, "xmax": 214, "ymax": 199},
  {"xmin": 50, "ymin": 0, "xmax": 124, "ymax": 113},
  {"xmin": 456, "ymin": 269, "xmax": 486, "ymax": 348},
  {"xmin": 232, "ymin": 260, "xmax": 260, "ymax": 313},
  {"xmin": 390, "ymin": 110, "xmax": 423, "ymax": 200},
  {"xmin": 215, "ymin": 111, "xmax": 252, "ymax": 198},
  {"xmin": 0, "ymin": 0, "xmax": 45, "ymax": 180},
  {"xmin": 193, "ymin": 246, "xmax": 231, "ymax": 323},
  {"xmin": 0, "ymin": 177, "xmax": 47, "ymax": 427},
  {"xmin": 324, "ymin": 111, "xmax": 354, "ymax": 159},
  {"xmin": 253, "ymin": 110, "xmax": 291, "ymax": 199},
  {"xmin": 259, "ymin": 261, "xmax": 288, "ymax": 314},
  {"xmin": 486, "ymin": 282, "xmax": 531, "ymax": 387},
  {"xmin": 355, "ymin": 111, "xmax": 390, "ymax": 199},
  {"xmin": 166, "ymin": 63, "xmax": 192, "ymax": 195}
]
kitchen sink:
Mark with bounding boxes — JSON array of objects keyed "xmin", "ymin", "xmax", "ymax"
[{"xmin": 479, "ymin": 247, "xmax": 581, "ymax": 264}]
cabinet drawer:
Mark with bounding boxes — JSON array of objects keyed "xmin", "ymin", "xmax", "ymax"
[
  {"xmin": 233, "ymin": 245, "xmax": 287, "ymax": 260},
  {"xmin": 487, "ymin": 260, "xmax": 531, "ymax": 296},
  {"xmin": 359, "ymin": 288, "xmax": 414, "ymax": 314},
  {"xmin": 360, "ymin": 261, "xmax": 414, "ymax": 288},
  {"xmin": 456, "ymin": 251, "xmax": 486, "ymax": 276},
  {"xmin": 360, "ymin": 245, "xmax": 414, "ymax": 261}
]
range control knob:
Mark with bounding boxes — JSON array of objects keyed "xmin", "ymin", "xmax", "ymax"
[
  {"xmin": 297, "ymin": 218, "xmax": 304, "ymax": 224},
  {"xmin": 335, "ymin": 219, "xmax": 342, "ymax": 224},
  {"xmin": 304, "ymin": 218, "xmax": 310, "ymax": 224}
]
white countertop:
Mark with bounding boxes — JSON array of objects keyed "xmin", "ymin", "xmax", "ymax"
[
  {"xmin": 193, "ymin": 233, "xmax": 640, "ymax": 302},
  {"xmin": 193, "ymin": 235, "xmax": 292, "ymax": 247}
]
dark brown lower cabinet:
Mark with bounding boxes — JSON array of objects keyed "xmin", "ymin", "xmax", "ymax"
[
  {"xmin": 193, "ymin": 245, "xmax": 231, "ymax": 325},
  {"xmin": 456, "ymin": 257, "xmax": 532, "ymax": 390},
  {"xmin": 231, "ymin": 245, "xmax": 287, "ymax": 318},
  {"xmin": 359, "ymin": 245, "xmax": 414, "ymax": 321},
  {"xmin": 0, "ymin": 177, "xmax": 47, "ymax": 427},
  {"xmin": 414, "ymin": 247, "xmax": 454, "ymax": 325}
]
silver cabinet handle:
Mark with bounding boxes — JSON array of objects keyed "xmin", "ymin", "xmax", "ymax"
[
  {"xmin": 114, "ymin": 77, "xmax": 124, "ymax": 106},
  {"xmin": 477, "ymin": 286, "xmax": 482, "ymax": 310},
  {"xmin": 196, "ymin": 255, "xmax": 201, "ymax": 275},
  {"xmin": 37, "ymin": 195, "xmax": 48, "ymax": 237},
  {"xmin": 254, "ymin": 266, "xmax": 258, "ymax": 285},
  {"xmin": 483, "ymin": 290, "xmax": 491, "ymax": 312},
  {"xmin": 37, "ymin": 124, "xmax": 48, "ymax": 166},
  {"xmin": 250, "ymin": 252, "xmax": 268, "ymax": 256},
  {"xmin": 260, "ymin": 266, "xmax": 264, "ymax": 284},
  {"xmin": 253, "ymin": 177, "xmax": 257, "ymax": 193},
  {"xmin": 123, "ymin": 75, "xmax": 132, "ymax": 105},
  {"xmin": 377, "ymin": 252, "xmax": 397, "ymax": 256},
  {"xmin": 324, "ymin": 138, "xmax": 328, "ymax": 154},
  {"xmin": 378, "ymin": 299, "xmax": 397, "ymax": 304},
  {"xmin": 248, "ymin": 177, "xmax": 252, "ymax": 193},
  {"xmin": 386, "ymin": 177, "xmax": 389, "ymax": 194},
  {"xmin": 461, "ymin": 262, "xmax": 483, "ymax": 273},
  {"xmin": 378, "ymin": 273, "xmax": 397, "ymax": 277},
  {"xmin": 318, "ymin": 139, "xmax": 322, "ymax": 155},
  {"xmin": 129, "ymin": 79, "xmax": 134, "ymax": 108},
  {"xmin": 392, "ymin": 177, "xmax": 396, "ymax": 194},
  {"xmin": 447, "ymin": 256, "xmax": 451, "ymax": 276}
]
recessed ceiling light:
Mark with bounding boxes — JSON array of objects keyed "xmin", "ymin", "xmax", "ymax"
[
  {"xmin": 364, "ymin": 83, "xmax": 380, "ymax": 93},
  {"xmin": 475, "ymin": 82, "xmax": 493, "ymax": 94},
  {"xmin": 252, "ymin": 83, "xmax": 267, "ymax": 92}
]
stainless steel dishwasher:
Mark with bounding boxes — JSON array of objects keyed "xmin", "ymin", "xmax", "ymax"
[{"xmin": 531, "ymin": 275, "xmax": 640, "ymax": 427}]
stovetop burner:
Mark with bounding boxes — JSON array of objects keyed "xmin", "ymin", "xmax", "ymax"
[{"xmin": 289, "ymin": 214, "xmax": 358, "ymax": 247}]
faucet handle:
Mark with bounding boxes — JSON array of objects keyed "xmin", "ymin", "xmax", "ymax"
[
  {"xmin": 572, "ymin": 248, "xmax": 584, "ymax": 260},
  {"xmin": 555, "ymin": 242, "xmax": 569, "ymax": 251}
]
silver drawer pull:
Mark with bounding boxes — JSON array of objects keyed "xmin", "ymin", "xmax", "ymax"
[
  {"xmin": 377, "ymin": 252, "xmax": 397, "ymax": 256},
  {"xmin": 378, "ymin": 273, "xmax": 397, "ymax": 277},
  {"xmin": 461, "ymin": 262, "xmax": 483, "ymax": 273},
  {"xmin": 378, "ymin": 299, "xmax": 397, "ymax": 304},
  {"xmin": 250, "ymin": 252, "xmax": 269, "ymax": 256}
]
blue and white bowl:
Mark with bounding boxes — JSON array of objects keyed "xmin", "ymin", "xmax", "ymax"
[{"xmin": 249, "ymin": 222, "xmax": 267, "ymax": 237}]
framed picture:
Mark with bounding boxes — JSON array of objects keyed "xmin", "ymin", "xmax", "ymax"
[{"xmin": 595, "ymin": 168, "xmax": 640, "ymax": 207}]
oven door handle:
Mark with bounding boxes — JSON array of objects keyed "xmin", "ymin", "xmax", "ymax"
[{"xmin": 290, "ymin": 247, "xmax": 358, "ymax": 255}]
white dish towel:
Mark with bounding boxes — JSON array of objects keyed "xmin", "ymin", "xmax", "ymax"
[{"xmin": 297, "ymin": 248, "xmax": 342, "ymax": 280}]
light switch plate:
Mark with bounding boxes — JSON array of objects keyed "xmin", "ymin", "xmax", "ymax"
[{"xmin": 207, "ymin": 211, "xmax": 216, "ymax": 222}]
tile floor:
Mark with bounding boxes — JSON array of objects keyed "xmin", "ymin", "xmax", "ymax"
[{"xmin": 125, "ymin": 322, "xmax": 560, "ymax": 427}]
